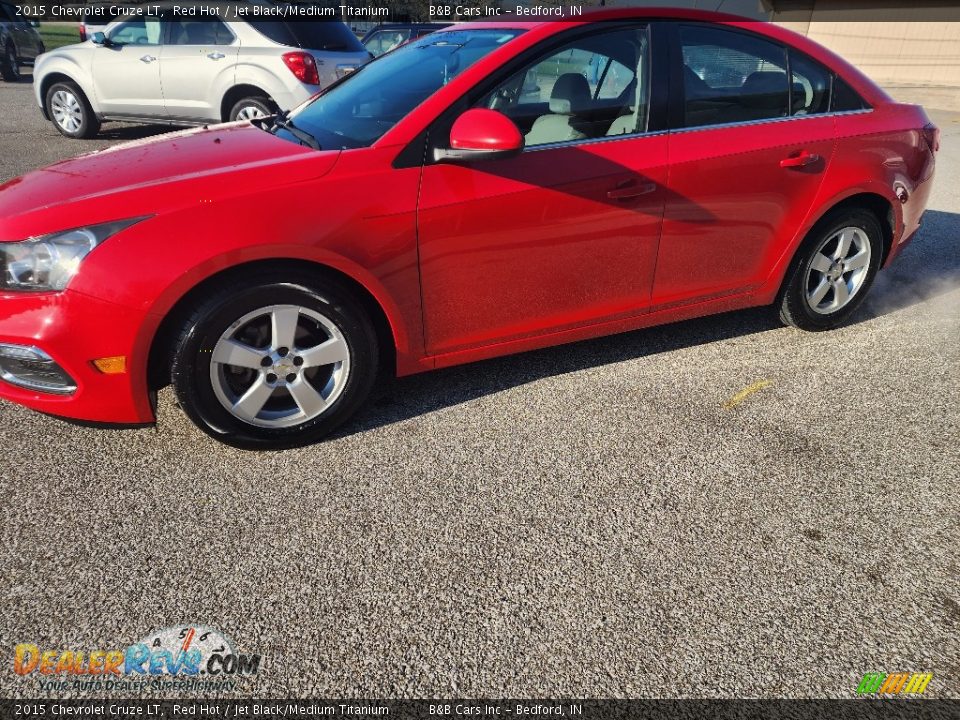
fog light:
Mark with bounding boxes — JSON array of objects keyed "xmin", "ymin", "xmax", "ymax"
[{"xmin": 0, "ymin": 343, "xmax": 76, "ymax": 394}]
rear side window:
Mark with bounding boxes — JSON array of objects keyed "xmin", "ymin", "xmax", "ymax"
[
  {"xmin": 679, "ymin": 25, "xmax": 790, "ymax": 128},
  {"xmin": 831, "ymin": 76, "xmax": 867, "ymax": 111},
  {"xmin": 247, "ymin": 20, "xmax": 363, "ymax": 51},
  {"xmin": 166, "ymin": 20, "xmax": 233, "ymax": 46},
  {"xmin": 789, "ymin": 51, "xmax": 831, "ymax": 115}
]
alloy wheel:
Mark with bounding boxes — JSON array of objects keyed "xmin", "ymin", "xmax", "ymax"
[
  {"xmin": 804, "ymin": 226, "xmax": 872, "ymax": 315},
  {"xmin": 209, "ymin": 304, "xmax": 351, "ymax": 428},
  {"xmin": 235, "ymin": 104, "xmax": 268, "ymax": 121},
  {"xmin": 51, "ymin": 89, "xmax": 83, "ymax": 133}
]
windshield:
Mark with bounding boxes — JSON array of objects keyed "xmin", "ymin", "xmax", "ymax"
[{"xmin": 278, "ymin": 29, "xmax": 523, "ymax": 150}]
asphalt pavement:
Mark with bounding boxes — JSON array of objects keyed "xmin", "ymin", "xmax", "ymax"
[{"xmin": 1, "ymin": 71, "xmax": 958, "ymax": 699}]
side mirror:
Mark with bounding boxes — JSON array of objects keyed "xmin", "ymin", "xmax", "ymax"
[
  {"xmin": 434, "ymin": 108, "xmax": 524, "ymax": 163},
  {"xmin": 91, "ymin": 32, "xmax": 109, "ymax": 47}
]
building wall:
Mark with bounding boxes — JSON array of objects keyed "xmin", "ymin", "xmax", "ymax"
[{"xmin": 767, "ymin": 1, "xmax": 960, "ymax": 87}]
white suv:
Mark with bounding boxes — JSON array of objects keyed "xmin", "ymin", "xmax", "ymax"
[{"xmin": 34, "ymin": 13, "xmax": 370, "ymax": 138}]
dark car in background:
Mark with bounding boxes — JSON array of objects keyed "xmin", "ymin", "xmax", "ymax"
[
  {"xmin": 0, "ymin": 1, "xmax": 44, "ymax": 81},
  {"xmin": 361, "ymin": 23, "xmax": 451, "ymax": 57}
]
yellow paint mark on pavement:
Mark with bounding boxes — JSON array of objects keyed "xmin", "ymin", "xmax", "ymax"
[{"xmin": 723, "ymin": 380, "xmax": 773, "ymax": 410}]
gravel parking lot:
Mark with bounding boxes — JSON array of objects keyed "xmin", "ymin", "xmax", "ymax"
[{"xmin": 1, "ymin": 71, "xmax": 958, "ymax": 699}]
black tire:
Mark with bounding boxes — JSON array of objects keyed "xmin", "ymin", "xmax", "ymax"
[
  {"xmin": 778, "ymin": 208, "xmax": 884, "ymax": 331},
  {"xmin": 1, "ymin": 41, "xmax": 20, "ymax": 82},
  {"xmin": 228, "ymin": 95, "xmax": 275, "ymax": 122},
  {"xmin": 45, "ymin": 80, "xmax": 101, "ymax": 139},
  {"xmin": 170, "ymin": 271, "xmax": 379, "ymax": 449}
]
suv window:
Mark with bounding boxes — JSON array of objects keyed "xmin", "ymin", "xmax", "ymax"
[
  {"xmin": 166, "ymin": 20, "xmax": 233, "ymax": 46},
  {"xmin": 476, "ymin": 26, "xmax": 650, "ymax": 147},
  {"xmin": 248, "ymin": 20, "xmax": 363, "ymax": 52},
  {"xmin": 108, "ymin": 19, "xmax": 162, "ymax": 46},
  {"xmin": 679, "ymin": 25, "xmax": 789, "ymax": 128}
]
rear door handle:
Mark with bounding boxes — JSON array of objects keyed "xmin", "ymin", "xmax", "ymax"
[
  {"xmin": 207, "ymin": 52, "xmax": 225, "ymax": 60},
  {"xmin": 607, "ymin": 181, "xmax": 657, "ymax": 200},
  {"xmin": 780, "ymin": 150, "xmax": 820, "ymax": 169},
  {"xmin": 140, "ymin": 55, "xmax": 157, "ymax": 64}
]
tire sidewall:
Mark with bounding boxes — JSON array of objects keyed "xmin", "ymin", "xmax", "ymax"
[
  {"xmin": 171, "ymin": 280, "xmax": 378, "ymax": 449},
  {"xmin": 784, "ymin": 209, "xmax": 883, "ymax": 329},
  {"xmin": 229, "ymin": 96, "xmax": 272, "ymax": 122}
]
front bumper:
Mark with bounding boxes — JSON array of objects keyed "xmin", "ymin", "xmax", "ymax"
[{"xmin": 0, "ymin": 289, "xmax": 155, "ymax": 424}]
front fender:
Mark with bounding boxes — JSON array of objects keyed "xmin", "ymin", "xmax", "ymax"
[{"xmin": 34, "ymin": 48, "xmax": 98, "ymax": 113}]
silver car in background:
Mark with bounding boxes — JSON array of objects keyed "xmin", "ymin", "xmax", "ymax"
[{"xmin": 34, "ymin": 10, "xmax": 370, "ymax": 138}]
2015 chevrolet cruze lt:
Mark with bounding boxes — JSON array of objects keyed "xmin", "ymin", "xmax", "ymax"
[{"xmin": 0, "ymin": 11, "xmax": 939, "ymax": 448}]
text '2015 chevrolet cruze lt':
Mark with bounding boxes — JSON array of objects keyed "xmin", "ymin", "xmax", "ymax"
[{"xmin": 0, "ymin": 11, "xmax": 938, "ymax": 448}]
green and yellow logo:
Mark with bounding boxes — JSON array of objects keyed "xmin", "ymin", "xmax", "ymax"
[{"xmin": 857, "ymin": 672, "xmax": 933, "ymax": 695}]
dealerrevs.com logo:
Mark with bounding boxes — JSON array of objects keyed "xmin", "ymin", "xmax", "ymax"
[
  {"xmin": 857, "ymin": 672, "xmax": 933, "ymax": 696},
  {"xmin": 14, "ymin": 625, "xmax": 260, "ymax": 693}
]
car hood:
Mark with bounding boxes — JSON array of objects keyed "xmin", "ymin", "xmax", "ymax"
[{"xmin": 0, "ymin": 123, "xmax": 340, "ymax": 239}]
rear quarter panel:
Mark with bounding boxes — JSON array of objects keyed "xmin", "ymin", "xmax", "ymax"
[{"xmin": 758, "ymin": 103, "xmax": 935, "ymax": 300}]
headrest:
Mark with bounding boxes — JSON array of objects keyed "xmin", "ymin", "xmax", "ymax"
[
  {"xmin": 549, "ymin": 73, "xmax": 591, "ymax": 115},
  {"xmin": 741, "ymin": 71, "xmax": 788, "ymax": 109}
]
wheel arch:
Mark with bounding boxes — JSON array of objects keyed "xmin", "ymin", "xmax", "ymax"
[
  {"xmin": 146, "ymin": 259, "xmax": 400, "ymax": 392},
  {"xmin": 220, "ymin": 84, "xmax": 275, "ymax": 122},
  {"xmin": 768, "ymin": 189, "xmax": 897, "ymax": 302}
]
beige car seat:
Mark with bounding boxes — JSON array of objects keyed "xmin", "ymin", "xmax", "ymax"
[{"xmin": 525, "ymin": 73, "xmax": 591, "ymax": 145}]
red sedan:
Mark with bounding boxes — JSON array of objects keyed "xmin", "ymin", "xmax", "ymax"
[{"xmin": 0, "ymin": 10, "xmax": 938, "ymax": 448}]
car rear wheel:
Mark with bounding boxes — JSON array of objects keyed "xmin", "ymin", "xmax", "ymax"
[
  {"xmin": 1, "ymin": 42, "xmax": 20, "ymax": 81},
  {"xmin": 778, "ymin": 208, "xmax": 883, "ymax": 331},
  {"xmin": 170, "ymin": 272, "xmax": 379, "ymax": 449},
  {"xmin": 45, "ymin": 81, "xmax": 100, "ymax": 139},
  {"xmin": 229, "ymin": 96, "xmax": 274, "ymax": 122}
]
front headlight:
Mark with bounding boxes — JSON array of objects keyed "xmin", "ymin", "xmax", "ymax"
[{"xmin": 0, "ymin": 218, "xmax": 145, "ymax": 292}]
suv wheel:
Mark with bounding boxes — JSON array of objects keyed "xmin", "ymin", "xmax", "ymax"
[
  {"xmin": 779, "ymin": 208, "xmax": 883, "ymax": 331},
  {"xmin": 170, "ymin": 272, "xmax": 380, "ymax": 449},
  {"xmin": 46, "ymin": 81, "xmax": 100, "ymax": 139},
  {"xmin": 1, "ymin": 42, "xmax": 20, "ymax": 81},
  {"xmin": 229, "ymin": 96, "xmax": 274, "ymax": 122}
]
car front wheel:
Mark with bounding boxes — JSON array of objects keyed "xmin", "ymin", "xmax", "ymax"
[
  {"xmin": 229, "ymin": 96, "xmax": 274, "ymax": 122},
  {"xmin": 170, "ymin": 272, "xmax": 380, "ymax": 449},
  {"xmin": 779, "ymin": 208, "xmax": 883, "ymax": 331},
  {"xmin": 1, "ymin": 41, "xmax": 20, "ymax": 81},
  {"xmin": 45, "ymin": 81, "xmax": 100, "ymax": 138}
]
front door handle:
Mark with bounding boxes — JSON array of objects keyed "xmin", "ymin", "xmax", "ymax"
[
  {"xmin": 780, "ymin": 150, "xmax": 820, "ymax": 169},
  {"xmin": 207, "ymin": 52, "xmax": 225, "ymax": 60},
  {"xmin": 140, "ymin": 55, "xmax": 157, "ymax": 64},
  {"xmin": 607, "ymin": 180, "xmax": 657, "ymax": 200}
]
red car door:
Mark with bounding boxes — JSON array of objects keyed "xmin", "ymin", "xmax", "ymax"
[
  {"xmin": 652, "ymin": 24, "xmax": 837, "ymax": 309},
  {"xmin": 416, "ymin": 25, "xmax": 667, "ymax": 357}
]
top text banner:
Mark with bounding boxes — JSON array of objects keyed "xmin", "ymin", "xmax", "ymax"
[
  {"xmin": 9, "ymin": 1, "xmax": 595, "ymax": 24},
  {"xmin": 10, "ymin": 1, "xmax": 960, "ymax": 24}
]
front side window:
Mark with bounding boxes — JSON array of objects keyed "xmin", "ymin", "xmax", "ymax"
[
  {"xmin": 282, "ymin": 29, "xmax": 522, "ymax": 150},
  {"xmin": 679, "ymin": 25, "xmax": 788, "ymax": 128},
  {"xmin": 476, "ymin": 26, "xmax": 650, "ymax": 147},
  {"xmin": 108, "ymin": 20, "xmax": 162, "ymax": 46}
]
